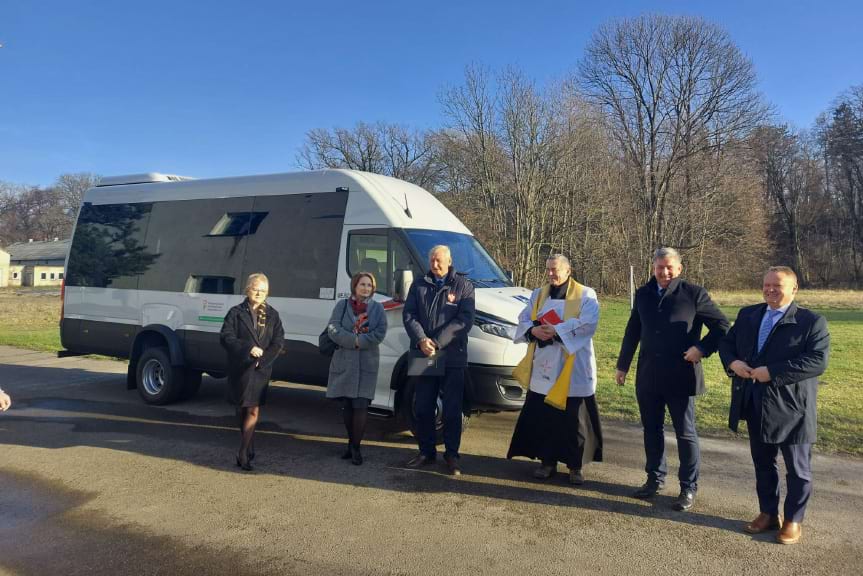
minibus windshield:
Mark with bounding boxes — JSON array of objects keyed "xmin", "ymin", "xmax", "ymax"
[{"xmin": 405, "ymin": 229, "xmax": 512, "ymax": 287}]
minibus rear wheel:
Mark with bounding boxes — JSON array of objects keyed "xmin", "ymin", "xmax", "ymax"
[{"xmin": 136, "ymin": 346, "xmax": 184, "ymax": 405}]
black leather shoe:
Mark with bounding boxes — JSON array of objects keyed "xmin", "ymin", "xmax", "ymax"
[
  {"xmin": 444, "ymin": 455, "xmax": 462, "ymax": 476},
  {"xmin": 673, "ymin": 490, "xmax": 695, "ymax": 511},
  {"xmin": 406, "ymin": 453, "xmax": 435, "ymax": 468},
  {"xmin": 632, "ymin": 481, "xmax": 664, "ymax": 499},
  {"xmin": 236, "ymin": 455, "xmax": 253, "ymax": 472}
]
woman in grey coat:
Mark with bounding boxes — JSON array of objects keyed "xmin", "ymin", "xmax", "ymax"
[{"xmin": 326, "ymin": 272, "xmax": 387, "ymax": 465}]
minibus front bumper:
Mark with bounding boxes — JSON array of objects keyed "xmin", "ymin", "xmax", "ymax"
[{"xmin": 467, "ymin": 364, "xmax": 525, "ymax": 412}]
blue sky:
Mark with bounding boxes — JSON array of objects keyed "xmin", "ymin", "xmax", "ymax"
[{"xmin": 2, "ymin": 0, "xmax": 861, "ymax": 187}]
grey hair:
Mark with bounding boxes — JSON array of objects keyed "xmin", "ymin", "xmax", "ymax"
[
  {"xmin": 546, "ymin": 253, "xmax": 571, "ymax": 268},
  {"xmin": 428, "ymin": 245, "xmax": 452, "ymax": 261},
  {"xmin": 245, "ymin": 272, "xmax": 270, "ymax": 291},
  {"xmin": 653, "ymin": 247, "xmax": 682, "ymax": 263}
]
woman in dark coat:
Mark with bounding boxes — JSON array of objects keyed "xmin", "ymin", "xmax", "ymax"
[
  {"xmin": 220, "ymin": 273, "xmax": 284, "ymax": 471},
  {"xmin": 325, "ymin": 272, "xmax": 387, "ymax": 465}
]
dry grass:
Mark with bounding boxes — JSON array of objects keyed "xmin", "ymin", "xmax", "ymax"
[
  {"xmin": 711, "ymin": 289, "xmax": 863, "ymax": 310},
  {"xmin": 0, "ymin": 287, "xmax": 62, "ymax": 351}
]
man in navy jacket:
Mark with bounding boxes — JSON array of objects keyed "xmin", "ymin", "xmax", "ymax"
[
  {"xmin": 616, "ymin": 247, "xmax": 729, "ymax": 511},
  {"xmin": 719, "ymin": 266, "xmax": 829, "ymax": 544},
  {"xmin": 403, "ymin": 245, "xmax": 475, "ymax": 475}
]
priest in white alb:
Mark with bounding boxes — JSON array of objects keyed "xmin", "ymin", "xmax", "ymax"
[{"xmin": 507, "ymin": 254, "xmax": 603, "ymax": 485}]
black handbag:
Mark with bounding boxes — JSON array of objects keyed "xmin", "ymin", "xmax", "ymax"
[
  {"xmin": 406, "ymin": 348, "xmax": 446, "ymax": 376},
  {"xmin": 318, "ymin": 300, "xmax": 347, "ymax": 357}
]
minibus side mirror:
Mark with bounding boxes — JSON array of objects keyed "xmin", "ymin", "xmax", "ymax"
[
  {"xmin": 505, "ymin": 269, "xmax": 514, "ymax": 283},
  {"xmin": 395, "ymin": 269, "xmax": 414, "ymax": 302}
]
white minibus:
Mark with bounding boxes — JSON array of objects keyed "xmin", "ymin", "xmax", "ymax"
[{"xmin": 60, "ymin": 170, "xmax": 528, "ymax": 434}]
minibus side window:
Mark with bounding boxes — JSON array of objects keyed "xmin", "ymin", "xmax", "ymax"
[
  {"xmin": 66, "ymin": 202, "xmax": 154, "ymax": 288},
  {"xmin": 242, "ymin": 192, "xmax": 348, "ymax": 299},
  {"xmin": 139, "ymin": 197, "xmax": 252, "ymax": 293}
]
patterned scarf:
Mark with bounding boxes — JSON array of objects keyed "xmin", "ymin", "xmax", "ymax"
[
  {"xmin": 248, "ymin": 300, "xmax": 267, "ymax": 339},
  {"xmin": 351, "ymin": 297, "xmax": 369, "ymax": 334}
]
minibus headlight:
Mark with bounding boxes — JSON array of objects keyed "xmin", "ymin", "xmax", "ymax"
[{"xmin": 474, "ymin": 313, "xmax": 517, "ymax": 340}]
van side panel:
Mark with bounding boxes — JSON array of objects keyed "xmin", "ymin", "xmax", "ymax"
[{"xmin": 64, "ymin": 189, "xmax": 350, "ymax": 391}]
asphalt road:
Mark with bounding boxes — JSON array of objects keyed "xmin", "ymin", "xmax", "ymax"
[{"xmin": 1, "ymin": 345, "xmax": 861, "ymax": 575}]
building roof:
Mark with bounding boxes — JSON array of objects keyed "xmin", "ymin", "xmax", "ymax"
[{"xmin": 5, "ymin": 239, "xmax": 71, "ymax": 262}]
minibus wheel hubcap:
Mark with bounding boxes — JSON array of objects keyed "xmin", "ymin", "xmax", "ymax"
[{"xmin": 142, "ymin": 358, "xmax": 165, "ymax": 396}]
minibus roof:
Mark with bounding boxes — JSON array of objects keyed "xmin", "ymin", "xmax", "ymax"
[{"xmin": 83, "ymin": 169, "xmax": 471, "ymax": 234}]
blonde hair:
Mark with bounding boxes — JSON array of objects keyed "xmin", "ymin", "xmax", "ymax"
[
  {"xmin": 245, "ymin": 272, "xmax": 269, "ymax": 292},
  {"xmin": 767, "ymin": 266, "xmax": 798, "ymax": 285}
]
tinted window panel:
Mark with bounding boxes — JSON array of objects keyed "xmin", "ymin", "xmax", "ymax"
[
  {"xmin": 66, "ymin": 203, "xmax": 154, "ymax": 288},
  {"xmin": 243, "ymin": 192, "xmax": 348, "ymax": 299},
  {"xmin": 139, "ymin": 197, "xmax": 253, "ymax": 293}
]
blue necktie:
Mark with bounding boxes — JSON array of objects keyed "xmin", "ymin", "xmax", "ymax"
[{"xmin": 757, "ymin": 310, "xmax": 780, "ymax": 353}]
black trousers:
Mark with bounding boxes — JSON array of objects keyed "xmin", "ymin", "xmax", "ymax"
[
  {"xmin": 636, "ymin": 387, "xmax": 700, "ymax": 491},
  {"xmin": 745, "ymin": 384, "xmax": 813, "ymax": 523},
  {"xmin": 414, "ymin": 368, "xmax": 465, "ymax": 459}
]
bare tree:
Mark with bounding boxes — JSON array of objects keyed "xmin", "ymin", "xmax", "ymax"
[
  {"xmin": 55, "ymin": 172, "xmax": 100, "ymax": 218},
  {"xmin": 578, "ymin": 14, "xmax": 767, "ymax": 264},
  {"xmin": 296, "ymin": 122, "xmax": 442, "ymax": 190},
  {"xmin": 0, "ymin": 185, "xmax": 69, "ymax": 244},
  {"xmin": 818, "ymin": 86, "xmax": 863, "ymax": 284},
  {"xmin": 749, "ymin": 125, "xmax": 828, "ymax": 283}
]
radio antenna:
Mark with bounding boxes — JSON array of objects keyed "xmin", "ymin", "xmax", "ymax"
[{"xmin": 403, "ymin": 192, "xmax": 413, "ymax": 218}]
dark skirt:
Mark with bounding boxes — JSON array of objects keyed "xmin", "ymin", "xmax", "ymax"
[
  {"xmin": 227, "ymin": 373, "xmax": 270, "ymax": 408},
  {"xmin": 507, "ymin": 390, "xmax": 604, "ymax": 470}
]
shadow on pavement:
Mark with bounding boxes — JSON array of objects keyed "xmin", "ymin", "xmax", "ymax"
[
  {"xmin": 2, "ymin": 361, "xmax": 743, "ymax": 536},
  {"xmin": 0, "ymin": 469, "xmax": 380, "ymax": 576}
]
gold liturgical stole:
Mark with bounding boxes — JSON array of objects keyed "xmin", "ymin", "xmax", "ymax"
[{"xmin": 512, "ymin": 278, "xmax": 583, "ymax": 410}]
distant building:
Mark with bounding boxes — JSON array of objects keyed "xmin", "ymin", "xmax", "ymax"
[
  {"xmin": 0, "ymin": 247, "xmax": 9, "ymax": 287},
  {"xmin": 5, "ymin": 239, "xmax": 70, "ymax": 287}
]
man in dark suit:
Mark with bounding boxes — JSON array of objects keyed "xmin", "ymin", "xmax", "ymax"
[
  {"xmin": 719, "ymin": 266, "xmax": 829, "ymax": 544},
  {"xmin": 616, "ymin": 247, "xmax": 729, "ymax": 511}
]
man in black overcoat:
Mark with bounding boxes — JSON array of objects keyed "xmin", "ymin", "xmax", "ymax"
[
  {"xmin": 616, "ymin": 247, "xmax": 729, "ymax": 511},
  {"xmin": 719, "ymin": 266, "xmax": 829, "ymax": 544}
]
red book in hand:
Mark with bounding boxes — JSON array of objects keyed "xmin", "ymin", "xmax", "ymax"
[{"xmin": 538, "ymin": 309, "xmax": 563, "ymax": 325}]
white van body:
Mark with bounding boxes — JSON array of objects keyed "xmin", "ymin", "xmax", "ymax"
[{"xmin": 61, "ymin": 170, "xmax": 528, "ymax": 418}]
